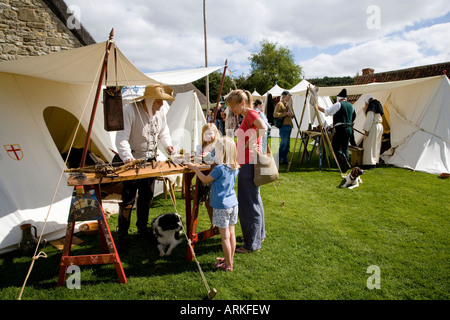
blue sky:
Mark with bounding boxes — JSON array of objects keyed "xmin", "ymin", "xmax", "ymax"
[{"xmin": 64, "ymin": 0, "xmax": 450, "ymax": 79}]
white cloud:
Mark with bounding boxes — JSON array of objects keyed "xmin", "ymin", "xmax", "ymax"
[
  {"xmin": 300, "ymin": 21, "xmax": 450, "ymax": 78},
  {"xmin": 403, "ymin": 22, "xmax": 450, "ymax": 56},
  {"xmin": 300, "ymin": 38, "xmax": 420, "ymax": 77},
  {"xmin": 64, "ymin": 0, "xmax": 450, "ymax": 77}
]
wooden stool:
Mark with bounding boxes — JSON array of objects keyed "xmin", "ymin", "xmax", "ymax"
[
  {"xmin": 349, "ymin": 146, "xmax": 364, "ymax": 167},
  {"xmin": 156, "ymin": 176, "xmax": 176, "ymax": 205}
]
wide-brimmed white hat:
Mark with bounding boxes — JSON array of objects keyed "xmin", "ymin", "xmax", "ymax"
[{"xmin": 133, "ymin": 84, "xmax": 175, "ymax": 101}]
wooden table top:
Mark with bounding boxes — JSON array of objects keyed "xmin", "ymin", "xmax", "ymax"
[{"xmin": 67, "ymin": 161, "xmax": 210, "ymax": 186}]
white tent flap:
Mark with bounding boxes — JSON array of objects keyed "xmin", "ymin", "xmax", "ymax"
[
  {"xmin": 146, "ymin": 66, "xmax": 223, "ymax": 85},
  {"xmin": 165, "ymin": 91, "xmax": 206, "ymax": 154}
]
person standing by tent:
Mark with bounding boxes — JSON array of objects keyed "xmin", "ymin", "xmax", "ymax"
[
  {"xmin": 115, "ymin": 84, "xmax": 176, "ymax": 252},
  {"xmin": 214, "ymin": 102, "xmax": 226, "ymax": 135},
  {"xmin": 206, "ymin": 109, "xmax": 214, "ymax": 123},
  {"xmin": 273, "ymin": 91, "xmax": 294, "ymax": 165},
  {"xmin": 317, "ymin": 89, "xmax": 354, "ymax": 172},
  {"xmin": 362, "ymin": 94, "xmax": 384, "ymax": 168},
  {"xmin": 226, "ymin": 89, "xmax": 268, "ymax": 253}
]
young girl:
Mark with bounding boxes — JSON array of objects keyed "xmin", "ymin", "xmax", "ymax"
[
  {"xmin": 186, "ymin": 136, "xmax": 239, "ymax": 271},
  {"xmin": 194, "ymin": 123, "xmax": 219, "ymax": 165},
  {"xmin": 194, "ymin": 123, "xmax": 219, "ymax": 223},
  {"xmin": 206, "ymin": 109, "xmax": 214, "ymax": 123}
]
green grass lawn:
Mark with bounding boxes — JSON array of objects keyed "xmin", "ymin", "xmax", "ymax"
[{"xmin": 0, "ymin": 138, "xmax": 449, "ymax": 300}]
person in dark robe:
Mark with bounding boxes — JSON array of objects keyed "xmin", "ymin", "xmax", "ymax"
[{"xmin": 362, "ymin": 94, "xmax": 384, "ymax": 168}]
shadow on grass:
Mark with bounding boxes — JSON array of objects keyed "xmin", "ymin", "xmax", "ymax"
[
  {"xmin": 279, "ymin": 148, "xmax": 339, "ymax": 171},
  {"xmin": 0, "ymin": 220, "xmax": 223, "ymax": 292}
]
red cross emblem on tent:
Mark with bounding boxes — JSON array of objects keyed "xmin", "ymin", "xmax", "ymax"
[{"xmin": 4, "ymin": 144, "xmax": 23, "ymax": 161}]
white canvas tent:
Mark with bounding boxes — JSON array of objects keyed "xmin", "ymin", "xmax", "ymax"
[
  {"xmin": 263, "ymin": 81, "xmax": 333, "ymax": 138},
  {"xmin": 165, "ymin": 91, "xmax": 206, "ymax": 155},
  {"xmin": 0, "ymin": 41, "xmax": 220, "ymax": 254},
  {"xmin": 263, "ymin": 83, "xmax": 287, "ymax": 98},
  {"xmin": 0, "ymin": 41, "xmax": 157, "ymax": 254},
  {"xmin": 252, "ymin": 90, "xmax": 264, "ymax": 101},
  {"xmin": 290, "ymin": 79, "xmax": 334, "ymax": 133},
  {"xmin": 292, "ymin": 75, "xmax": 450, "ymax": 175}
]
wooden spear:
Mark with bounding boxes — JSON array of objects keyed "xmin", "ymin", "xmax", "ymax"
[
  {"xmin": 80, "ymin": 29, "xmax": 114, "ymax": 168},
  {"xmin": 213, "ymin": 60, "xmax": 228, "ymax": 122}
]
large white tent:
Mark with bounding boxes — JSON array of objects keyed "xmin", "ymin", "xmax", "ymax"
[
  {"xmin": 263, "ymin": 83, "xmax": 286, "ymax": 97},
  {"xmin": 166, "ymin": 91, "xmax": 206, "ymax": 155},
  {"xmin": 263, "ymin": 81, "xmax": 333, "ymax": 138},
  {"xmin": 0, "ymin": 41, "xmax": 147, "ymax": 254},
  {"xmin": 290, "ymin": 79, "xmax": 334, "ymax": 132},
  {"xmin": 0, "ymin": 41, "xmax": 219, "ymax": 254},
  {"xmin": 292, "ymin": 75, "xmax": 450, "ymax": 175}
]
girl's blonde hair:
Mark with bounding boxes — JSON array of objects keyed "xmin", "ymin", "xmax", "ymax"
[
  {"xmin": 225, "ymin": 89, "xmax": 253, "ymax": 110},
  {"xmin": 201, "ymin": 123, "xmax": 219, "ymax": 148},
  {"xmin": 215, "ymin": 136, "xmax": 239, "ymax": 171}
]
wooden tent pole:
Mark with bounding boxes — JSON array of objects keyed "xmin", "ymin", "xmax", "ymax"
[
  {"xmin": 80, "ymin": 29, "xmax": 115, "ymax": 168},
  {"xmin": 213, "ymin": 59, "xmax": 228, "ymax": 122}
]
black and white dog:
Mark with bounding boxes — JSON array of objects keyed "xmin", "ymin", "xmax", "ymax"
[
  {"xmin": 341, "ymin": 167, "xmax": 365, "ymax": 189},
  {"xmin": 151, "ymin": 212, "xmax": 183, "ymax": 256}
]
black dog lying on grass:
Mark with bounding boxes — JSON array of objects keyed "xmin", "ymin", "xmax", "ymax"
[{"xmin": 151, "ymin": 212, "xmax": 183, "ymax": 256}]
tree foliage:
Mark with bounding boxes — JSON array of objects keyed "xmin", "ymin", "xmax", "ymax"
[
  {"xmin": 247, "ymin": 40, "xmax": 302, "ymax": 94},
  {"xmin": 307, "ymin": 76, "xmax": 355, "ymax": 87},
  {"xmin": 192, "ymin": 70, "xmax": 235, "ymax": 104}
]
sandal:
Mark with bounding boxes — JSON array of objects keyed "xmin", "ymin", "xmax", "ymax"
[
  {"xmin": 216, "ymin": 257, "xmax": 225, "ymax": 263},
  {"xmin": 214, "ymin": 261, "xmax": 233, "ymax": 271}
]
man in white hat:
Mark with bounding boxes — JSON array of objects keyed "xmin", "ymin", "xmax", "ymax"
[
  {"xmin": 115, "ymin": 84, "xmax": 175, "ymax": 251},
  {"xmin": 317, "ymin": 88, "xmax": 354, "ymax": 172}
]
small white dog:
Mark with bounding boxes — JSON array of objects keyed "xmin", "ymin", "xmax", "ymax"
[
  {"xmin": 341, "ymin": 167, "xmax": 365, "ymax": 189},
  {"xmin": 151, "ymin": 212, "xmax": 183, "ymax": 256}
]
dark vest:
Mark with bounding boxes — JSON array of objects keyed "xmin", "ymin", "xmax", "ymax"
[{"xmin": 333, "ymin": 101, "xmax": 354, "ymax": 133}]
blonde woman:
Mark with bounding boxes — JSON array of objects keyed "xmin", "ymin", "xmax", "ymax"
[
  {"xmin": 226, "ymin": 89, "xmax": 268, "ymax": 253},
  {"xmin": 187, "ymin": 137, "xmax": 239, "ymax": 271}
]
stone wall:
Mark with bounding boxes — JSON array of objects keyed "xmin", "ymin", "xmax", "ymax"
[{"xmin": 0, "ymin": 0, "xmax": 85, "ymax": 61}]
